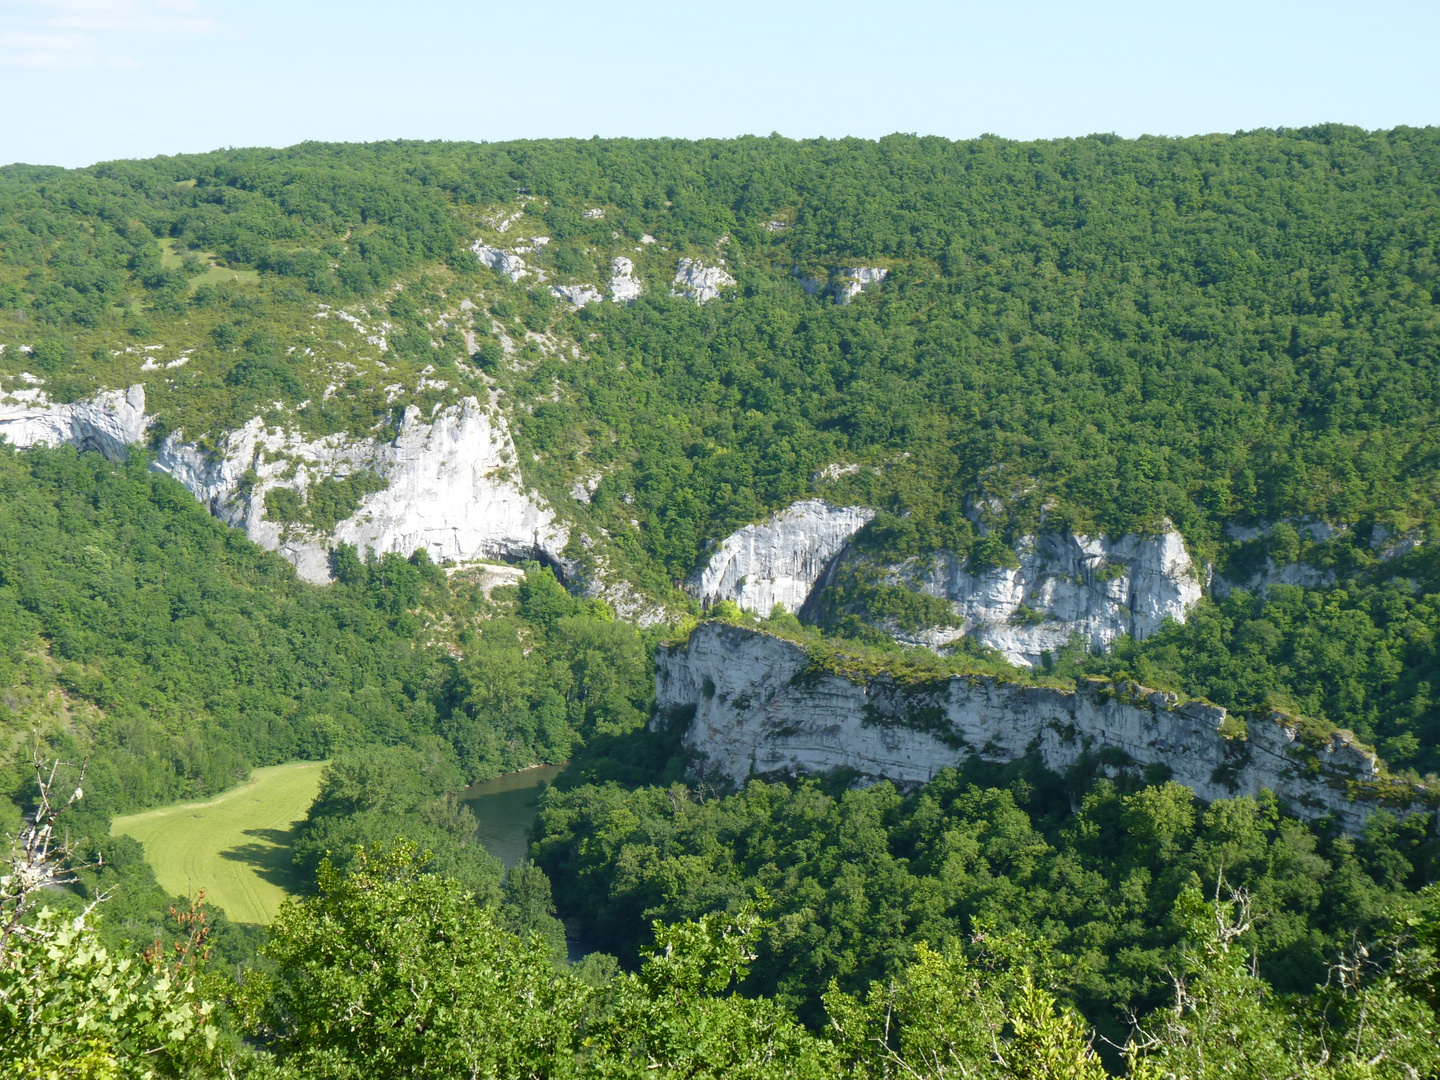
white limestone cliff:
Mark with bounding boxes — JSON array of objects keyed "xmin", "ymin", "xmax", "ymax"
[
  {"xmin": 2, "ymin": 381, "xmax": 569, "ymax": 585},
  {"xmin": 672, "ymin": 258, "xmax": 735, "ymax": 303},
  {"xmin": 687, "ymin": 500, "xmax": 875, "ymax": 614},
  {"xmin": 610, "ymin": 257, "xmax": 642, "ymax": 303},
  {"xmin": 798, "ymin": 267, "xmax": 888, "ymax": 303},
  {"xmin": 0, "ymin": 383, "xmax": 149, "ymax": 461},
  {"xmin": 152, "ymin": 395, "xmax": 568, "ymax": 584},
  {"xmin": 858, "ymin": 528, "xmax": 1203, "ymax": 667},
  {"xmin": 658, "ymin": 623, "xmax": 1418, "ymax": 834},
  {"xmin": 834, "ymin": 266, "xmax": 887, "ymax": 303}
]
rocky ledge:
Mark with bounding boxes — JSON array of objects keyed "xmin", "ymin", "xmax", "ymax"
[{"xmin": 656, "ymin": 622, "xmax": 1428, "ymax": 834}]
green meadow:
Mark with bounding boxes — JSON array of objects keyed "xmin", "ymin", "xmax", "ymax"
[{"xmin": 110, "ymin": 761, "xmax": 324, "ymax": 925}]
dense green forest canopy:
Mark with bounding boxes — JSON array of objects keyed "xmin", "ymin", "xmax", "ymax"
[{"xmin": 533, "ymin": 761, "xmax": 1436, "ymax": 1041}]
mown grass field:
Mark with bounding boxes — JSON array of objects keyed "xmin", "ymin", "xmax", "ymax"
[{"xmin": 111, "ymin": 761, "xmax": 324, "ymax": 925}]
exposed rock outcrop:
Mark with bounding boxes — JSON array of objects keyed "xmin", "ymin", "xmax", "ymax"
[
  {"xmin": 2, "ymin": 382, "xmax": 569, "ymax": 586},
  {"xmin": 472, "ymin": 242, "xmax": 530, "ymax": 282},
  {"xmin": 658, "ymin": 623, "xmax": 1420, "ymax": 834},
  {"xmin": 1213, "ymin": 561, "xmax": 1335, "ymax": 597},
  {"xmin": 1211, "ymin": 519, "xmax": 1422, "ymax": 596},
  {"xmin": 609, "ymin": 257, "xmax": 642, "ymax": 303},
  {"xmin": 834, "ymin": 266, "xmax": 887, "ymax": 303},
  {"xmin": 672, "ymin": 258, "xmax": 735, "ymax": 303},
  {"xmin": 687, "ymin": 500, "xmax": 875, "ymax": 614},
  {"xmin": 0, "ymin": 384, "xmax": 149, "ymax": 461},
  {"xmin": 798, "ymin": 267, "xmax": 888, "ymax": 303},
  {"xmin": 153, "ymin": 395, "xmax": 567, "ymax": 584},
  {"xmin": 551, "ymin": 284, "xmax": 603, "ymax": 308},
  {"xmin": 1372, "ymin": 524, "xmax": 1424, "ymax": 560},
  {"xmin": 854, "ymin": 529, "xmax": 1203, "ymax": 667}
]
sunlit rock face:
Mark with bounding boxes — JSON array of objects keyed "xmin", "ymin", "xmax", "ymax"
[
  {"xmin": 551, "ymin": 284, "xmax": 602, "ymax": 308},
  {"xmin": 658, "ymin": 622, "xmax": 1405, "ymax": 835},
  {"xmin": 858, "ymin": 528, "xmax": 1203, "ymax": 667},
  {"xmin": 672, "ymin": 258, "xmax": 735, "ymax": 303},
  {"xmin": 687, "ymin": 500, "xmax": 876, "ymax": 614},
  {"xmin": 609, "ymin": 257, "xmax": 642, "ymax": 303},
  {"xmin": 693, "ymin": 500, "xmax": 1203, "ymax": 665},
  {"xmin": 152, "ymin": 396, "xmax": 567, "ymax": 584},
  {"xmin": 472, "ymin": 242, "xmax": 531, "ymax": 282},
  {"xmin": 833, "ymin": 266, "xmax": 887, "ymax": 303},
  {"xmin": 797, "ymin": 266, "xmax": 887, "ymax": 303},
  {"xmin": 2, "ymin": 383, "xmax": 566, "ymax": 585},
  {"xmin": 0, "ymin": 383, "xmax": 149, "ymax": 461}
]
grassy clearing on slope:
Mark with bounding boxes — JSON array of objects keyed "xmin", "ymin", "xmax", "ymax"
[{"xmin": 111, "ymin": 760, "xmax": 324, "ymax": 925}]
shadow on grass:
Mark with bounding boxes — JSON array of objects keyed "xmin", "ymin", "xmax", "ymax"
[{"xmin": 218, "ymin": 828, "xmax": 300, "ymax": 890}]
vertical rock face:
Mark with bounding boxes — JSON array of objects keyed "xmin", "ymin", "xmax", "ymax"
[
  {"xmin": 833, "ymin": 267, "xmax": 887, "ymax": 303},
  {"xmin": 609, "ymin": 257, "xmax": 642, "ymax": 303},
  {"xmin": 0, "ymin": 384, "xmax": 149, "ymax": 461},
  {"xmin": 672, "ymin": 258, "xmax": 735, "ymax": 303},
  {"xmin": 869, "ymin": 529, "xmax": 1203, "ymax": 666},
  {"xmin": 658, "ymin": 623, "xmax": 1409, "ymax": 835},
  {"xmin": 693, "ymin": 500, "xmax": 1203, "ymax": 661},
  {"xmin": 687, "ymin": 500, "xmax": 876, "ymax": 614},
  {"xmin": 2, "ymin": 384, "xmax": 569, "ymax": 585},
  {"xmin": 152, "ymin": 396, "xmax": 568, "ymax": 584}
]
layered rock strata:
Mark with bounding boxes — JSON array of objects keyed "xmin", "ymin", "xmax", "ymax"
[
  {"xmin": 658, "ymin": 623, "xmax": 1417, "ymax": 834},
  {"xmin": 687, "ymin": 500, "xmax": 875, "ymax": 614}
]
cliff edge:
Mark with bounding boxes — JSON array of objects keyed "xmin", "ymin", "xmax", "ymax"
[{"xmin": 657, "ymin": 622, "xmax": 1428, "ymax": 834}]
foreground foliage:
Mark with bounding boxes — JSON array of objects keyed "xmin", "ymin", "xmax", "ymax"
[
  {"xmin": 534, "ymin": 765, "xmax": 1435, "ymax": 1042},
  {"xmin": 11, "ymin": 838, "xmax": 1440, "ymax": 1079}
]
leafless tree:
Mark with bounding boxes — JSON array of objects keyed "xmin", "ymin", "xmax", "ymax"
[{"xmin": 0, "ymin": 752, "xmax": 104, "ymax": 961}]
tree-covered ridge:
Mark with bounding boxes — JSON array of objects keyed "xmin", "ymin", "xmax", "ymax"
[
  {"xmin": 2, "ymin": 129, "xmax": 1438, "ymax": 584},
  {"xmin": 0, "ymin": 445, "xmax": 654, "ymax": 820}
]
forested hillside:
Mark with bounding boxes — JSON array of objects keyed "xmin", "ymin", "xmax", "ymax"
[
  {"xmin": 4, "ymin": 129, "xmax": 1440, "ymax": 1076},
  {"xmin": 3, "ymin": 129, "xmax": 1439, "ymax": 571}
]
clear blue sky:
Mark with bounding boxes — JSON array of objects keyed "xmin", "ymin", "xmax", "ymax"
[{"xmin": 2, "ymin": 0, "xmax": 1437, "ymax": 168}]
